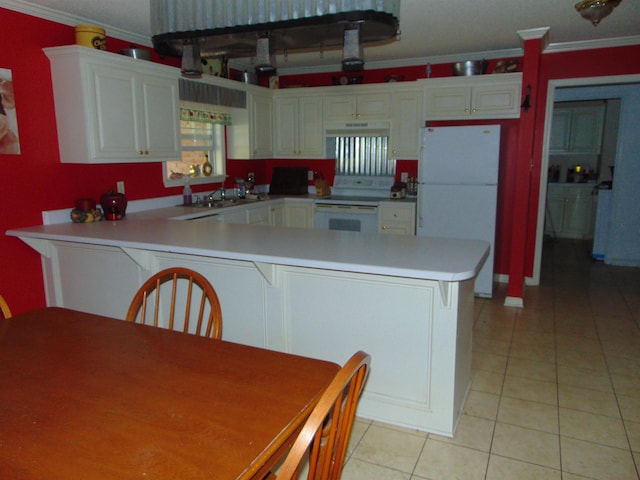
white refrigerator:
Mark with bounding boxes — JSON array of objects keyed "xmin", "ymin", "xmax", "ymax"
[{"xmin": 417, "ymin": 125, "xmax": 500, "ymax": 297}]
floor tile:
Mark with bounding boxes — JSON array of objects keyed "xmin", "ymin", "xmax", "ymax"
[
  {"xmin": 463, "ymin": 390, "xmax": 500, "ymax": 420},
  {"xmin": 429, "ymin": 414, "xmax": 494, "ymax": 452},
  {"xmin": 509, "ymin": 341, "xmax": 556, "ymax": 364},
  {"xmin": 413, "ymin": 439, "xmax": 489, "ymax": 480},
  {"xmin": 557, "ymin": 365, "xmax": 613, "ymax": 393},
  {"xmin": 502, "ymin": 375, "xmax": 558, "ymax": 405},
  {"xmin": 610, "ymin": 373, "xmax": 640, "ymax": 397},
  {"xmin": 472, "ymin": 351, "xmax": 508, "ymax": 375},
  {"xmin": 470, "ymin": 369, "xmax": 504, "ymax": 396},
  {"xmin": 485, "ymin": 455, "xmax": 561, "ymax": 480},
  {"xmin": 617, "ymin": 394, "xmax": 640, "ymax": 423},
  {"xmin": 558, "ymin": 384, "xmax": 620, "ymax": 417},
  {"xmin": 491, "ymin": 422, "xmax": 560, "ymax": 469},
  {"xmin": 348, "ymin": 418, "xmax": 371, "ymax": 455},
  {"xmin": 497, "ymin": 396, "xmax": 559, "ymax": 434},
  {"xmin": 350, "ymin": 423, "xmax": 426, "ymax": 474},
  {"xmin": 624, "ymin": 419, "xmax": 640, "ymax": 453},
  {"xmin": 341, "ymin": 458, "xmax": 411, "ymax": 480},
  {"xmin": 560, "ymin": 436, "xmax": 638, "ymax": 480},
  {"xmin": 506, "ymin": 357, "xmax": 557, "ymax": 382},
  {"xmin": 556, "ymin": 348, "xmax": 608, "ymax": 373},
  {"xmin": 559, "ymin": 408, "xmax": 628, "ymax": 448}
]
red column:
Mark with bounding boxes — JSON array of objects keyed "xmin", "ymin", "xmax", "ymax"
[{"xmin": 505, "ymin": 29, "xmax": 548, "ymax": 307}]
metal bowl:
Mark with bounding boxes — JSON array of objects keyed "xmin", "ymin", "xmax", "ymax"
[
  {"xmin": 452, "ymin": 60, "xmax": 488, "ymax": 76},
  {"xmin": 119, "ymin": 47, "xmax": 152, "ymax": 61}
]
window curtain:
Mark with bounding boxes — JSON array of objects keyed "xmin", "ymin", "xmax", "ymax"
[{"xmin": 180, "ymin": 100, "xmax": 231, "ymax": 125}]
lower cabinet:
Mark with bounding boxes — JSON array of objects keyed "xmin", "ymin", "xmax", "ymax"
[
  {"xmin": 545, "ymin": 184, "xmax": 597, "ymax": 239},
  {"xmin": 283, "ymin": 199, "xmax": 314, "ymax": 228},
  {"xmin": 378, "ymin": 202, "xmax": 416, "ymax": 235}
]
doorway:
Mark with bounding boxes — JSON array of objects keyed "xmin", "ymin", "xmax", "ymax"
[{"xmin": 531, "ymin": 74, "xmax": 640, "ymax": 286}]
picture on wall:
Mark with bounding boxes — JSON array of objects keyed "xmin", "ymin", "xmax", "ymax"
[{"xmin": 0, "ymin": 68, "xmax": 21, "ymax": 154}]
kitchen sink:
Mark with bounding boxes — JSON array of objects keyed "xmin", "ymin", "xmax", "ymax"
[{"xmin": 192, "ymin": 199, "xmax": 240, "ymax": 208}]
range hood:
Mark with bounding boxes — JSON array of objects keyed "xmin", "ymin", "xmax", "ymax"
[{"xmin": 150, "ymin": 0, "xmax": 400, "ymax": 60}]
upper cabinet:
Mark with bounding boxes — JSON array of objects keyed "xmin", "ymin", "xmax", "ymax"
[
  {"xmin": 44, "ymin": 46, "xmax": 180, "ymax": 164},
  {"xmin": 550, "ymin": 101, "xmax": 605, "ymax": 154},
  {"xmin": 421, "ymin": 73, "xmax": 522, "ymax": 120},
  {"xmin": 248, "ymin": 91, "xmax": 274, "ymax": 158},
  {"xmin": 274, "ymin": 93, "xmax": 324, "ymax": 158},
  {"xmin": 324, "ymin": 91, "xmax": 391, "ymax": 121},
  {"xmin": 390, "ymin": 88, "xmax": 423, "ymax": 159}
]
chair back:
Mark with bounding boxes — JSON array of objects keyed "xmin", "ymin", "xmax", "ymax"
[
  {"xmin": 0, "ymin": 294, "xmax": 11, "ymax": 319},
  {"xmin": 125, "ymin": 267, "xmax": 222, "ymax": 339},
  {"xmin": 276, "ymin": 350, "xmax": 370, "ymax": 480}
]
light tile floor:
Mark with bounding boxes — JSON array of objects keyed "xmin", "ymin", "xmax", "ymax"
[{"xmin": 340, "ymin": 239, "xmax": 640, "ymax": 480}]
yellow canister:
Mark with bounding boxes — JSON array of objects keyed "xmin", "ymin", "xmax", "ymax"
[{"xmin": 75, "ymin": 25, "xmax": 106, "ymax": 50}]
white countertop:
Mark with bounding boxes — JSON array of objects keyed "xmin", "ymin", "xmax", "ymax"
[{"xmin": 7, "ymin": 205, "xmax": 489, "ymax": 282}]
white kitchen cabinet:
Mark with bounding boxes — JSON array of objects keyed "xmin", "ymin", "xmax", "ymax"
[
  {"xmin": 249, "ymin": 91, "xmax": 273, "ymax": 158},
  {"xmin": 324, "ymin": 91, "xmax": 391, "ymax": 121},
  {"xmin": 284, "ymin": 198, "xmax": 314, "ymax": 228},
  {"xmin": 550, "ymin": 101, "xmax": 605, "ymax": 154},
  {"xmin": 378, "ymin": 201, "xmax": 416, "ymax": 235},
  {"xmin": 44, "ymin": 45, "xmax": 180, "ymax": 164},
  {"xmin": 227, "ymin": 90, "xmax": 273, "ymax": 159},
  {"xmin": 274, "ymin": 94, "xmax": 324, "ymax": 157},
  {"xmin": 391, "ymin": 89, "xmax": 423, "ymax": 159},
  {"xmin": 422, "ymin": 74, "xmax": 522, "ymax": 120},
  {"xmin": 545, "ymin": 184, "xmax": 597, "ymax": 239},
  {"xmin": 246, "ymin": 203, "xmax": 271, "ymax": 225}
]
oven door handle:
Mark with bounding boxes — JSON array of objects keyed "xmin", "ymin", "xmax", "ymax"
[{"xmin": 315, "ymin": 204, "xmax": 378, "ymax": 213}]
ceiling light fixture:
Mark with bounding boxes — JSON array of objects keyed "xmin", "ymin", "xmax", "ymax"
[
  {"xmin": 342, "ymin": 23, "xmax": 364, "ymax": 71},
  {"xmin": 181, "ymin": 38, "xmax": 202, "ymax": 78},
  {"xmin": 255, "ymin": 33, "xmax": 276, "ymax": 75},
  {"xmin": 150, "ymin": 0, "xmax": 400, "ymax": 75},
  {"xmin": 575, "ymin": 0, "xmax": 621, "ymax": 26}
]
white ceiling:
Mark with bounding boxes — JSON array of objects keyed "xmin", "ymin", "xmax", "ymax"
[{"xmin": 5, "ymin": 0, "xmax": 640, "ymax": 73}]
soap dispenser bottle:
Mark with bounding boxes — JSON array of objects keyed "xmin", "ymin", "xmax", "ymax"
[{"xmin": 183, "ymin": 177, "xmax": 192, "ymax": 206}]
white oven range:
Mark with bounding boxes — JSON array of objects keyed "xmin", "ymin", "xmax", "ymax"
[{"xmin": 313, "ymin": 175, "xmax": 395, "ymax": 233}]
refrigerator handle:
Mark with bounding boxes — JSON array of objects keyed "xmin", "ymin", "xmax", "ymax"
[{"xmin": 416, "ymin": 182, "xmax": 423, "ymax": 229}]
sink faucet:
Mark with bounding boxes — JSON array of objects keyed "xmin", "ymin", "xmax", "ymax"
[{"xmin": 206, "ymin": 183, "xmax": 226, "ymax": 203}]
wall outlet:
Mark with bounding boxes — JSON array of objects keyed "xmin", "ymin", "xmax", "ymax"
[
  {"xmin": 116, "ymin": 181, "xmax": 125, "ymax": 194},
  {"xmin": 400, "ymin": 172, "xmax": 408, "ymax": 183},
  {"xmin": 308, "ymin": 169, "xmax": 314, "ymax": 181}
]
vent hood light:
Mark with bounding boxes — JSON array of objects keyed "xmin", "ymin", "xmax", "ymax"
[{"xmin": 151, "ymin": 0, "xmax": 400, "ymax": 73}]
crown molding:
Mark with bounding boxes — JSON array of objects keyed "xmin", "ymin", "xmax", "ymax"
[
  {"xmin": 544, "ymin": 35, "xmax": 640, "ymax": 53},
  {"xmin": 0, "ymin": 0, "xmax": 152, "ymax": 46}
]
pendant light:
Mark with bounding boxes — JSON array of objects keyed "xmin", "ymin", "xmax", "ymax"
[
  {"xmin": 255, "ymin": 33, "xmax": 276, "ymax": 75},
  {"xmin": 575, "ymin": 0, "xmax": 622, "ymax": 26},
  {"xmin": 342, "ymin": 23, "xmax": 364, "ymax": 71},
  {"xmin": 181, "ymin": 38, "xmax": 202, "ymax": 78}
]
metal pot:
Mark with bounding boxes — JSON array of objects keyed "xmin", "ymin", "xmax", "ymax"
[
  {"xmin": 236, "ymin": 70, "xmax": 257, "ymax": 84},
  {"xmin": 119, "ymin": 46, "xmax": 152, "ymax": 61},
  {"xmin": 452, "ymin": 60, "xmax": 488, "ymax": 76}
]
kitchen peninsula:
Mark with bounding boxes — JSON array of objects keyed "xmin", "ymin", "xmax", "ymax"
[{"xmin": 7, "ymin": 204, "xmax": 488, "ymax": 437}]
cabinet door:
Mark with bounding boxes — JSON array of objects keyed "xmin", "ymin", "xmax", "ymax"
[
  {"xmin": 246, "ymin": 205, "xmax": 271, "ymax": 225},
  {"xmin": 284, "ymin": 200, "xmax": 314, "ymax": 228},
  {"xmin": 139, "ymin": 74, "xmax": 180, "ymax": 159},
  {"xmin": 356, "ymin": 93, "xmax": 391, "ymax": 119},
  {"xmin": 270, "ymin": 203, "xmax": 285, "ymax": 227},
  {"xmin": 570, "ymin": 106, "xmax": 605, "ymax": 153},
  {"xmin": 89, "ymin": 64, "xmax": 140, "ymax": 159},
  {"xmin": 324, "ymin": 95, "xmax": 356, "ymax": 121},
  {"xmin": 550, "ymin": 109, "xmax": 571, "ymax": 153},
  {"xmin": 297, "ymin": 96, "xmax": 323, "ymax": 156},
  {"xmin": 544, "ymin": 191, "xmax": 565, "ymax": 236},
  {"xmin": 274, "ymin": 96, "xmax": 297, "ymax": 156},
  {"xmin": 250, "ymin": 92, "xmax": 273, "ymax": 157},
  {"xmin": 563, "ymin": 190, "xmax": 595, "ymax": 238},
  {"xmin": 378, "ymin": 202, "xmax": 416, "ymax": 235},
  {"xmin": 424, "ymin": 86, "xmax": 471, "ymax": 119},
  {"xmin": 471, "ymin": 83, "xmax": 520, "ymax": 117},
  {"xmin": 391, "ymin": 90, "xmax": 422, "ymax": 159}
]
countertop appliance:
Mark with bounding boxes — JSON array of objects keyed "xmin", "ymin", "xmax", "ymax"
[
  {"xmin": 314, "ymin": 175, "xmax": 395, "ymax": 233},
  {"xmin": 269, "ymin": 167, "xmax": 309, "ymax": 195},
  {"xmin": 417, "ymin": 125, "xmax": 500, "ymax": 297}
]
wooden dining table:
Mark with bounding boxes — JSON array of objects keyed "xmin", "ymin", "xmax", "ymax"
[{"xmin": 0, "ymin": 307, "xmax": 339, "ymax": 479}]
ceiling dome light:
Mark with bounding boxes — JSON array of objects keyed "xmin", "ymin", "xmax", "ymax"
[{"xmin": 575, "ymin": 0, "xmax": 622, "ymax": 26}]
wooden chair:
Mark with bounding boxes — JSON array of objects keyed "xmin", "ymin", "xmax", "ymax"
[
  {"xmin": 273, "ymin": 350, "xmax": 371, "ymax": 480},
  {"xmin": 125, "ymin": 267, "xmax": 222, "ymax": 339},
  {"xmin": 0, "ymin": 294, "xmax": 12, "ymax": 319}
]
